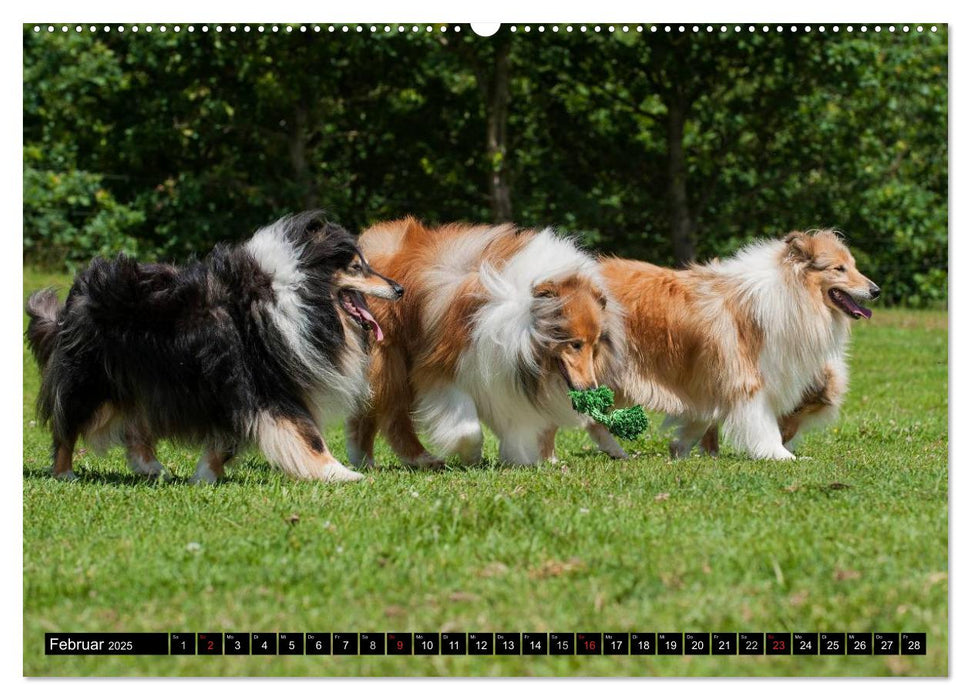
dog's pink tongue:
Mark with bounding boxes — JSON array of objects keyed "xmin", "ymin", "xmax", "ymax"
[
  {"xmin": 357, "ymin": 305, "xmax": 384, "ymax": 342},
  {"xmin": 847, "ymin": 297, "xmax": 873, "ymax": 320}
]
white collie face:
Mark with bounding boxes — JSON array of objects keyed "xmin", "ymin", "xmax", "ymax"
[{"xmin": 786, "ymin": 231, "xmax": 880, "ymax": 320}]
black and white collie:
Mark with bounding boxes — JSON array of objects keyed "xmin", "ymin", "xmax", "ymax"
[{"xmin": 25, "ymin": 211, "xmax": 403, "ymax": 483}]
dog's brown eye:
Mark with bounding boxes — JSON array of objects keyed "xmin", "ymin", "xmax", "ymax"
[
  {"xmin": 835, "ymin": 265, "xmax": 846, "ymax": 272},
  {"xmin": 570, "ymin": 341, "xmax": 583, "ymax": 351},
  {"xmin": 351, "ymin": 262, "xmax": 363, "ymax": 272}
]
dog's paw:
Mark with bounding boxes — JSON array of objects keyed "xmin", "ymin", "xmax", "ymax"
[
  {"xmin": 130, "ymin": 459, "xmax": 165, "ymax": 478},
  {"xmin": 330, "ymin": 466, "xmax": 366, "ymax": 482},
  {"xmin": 668, "ymin": 440, "xmax": 692, "ymax": 459},
  {"xmin": 317, "ymin": 461, "xmax": 365, "ymax": 482},
  {"xmin": 406, "ymin": 452, "xmax": 446, "ymax": 470},
  {"xmin": 604, "ymin": 445, "xmax": 629, "ymax": 460},
  {"xmin": 345, "ymin": 443, "xmax": 374, "ymax": 469},
  {"xmin": 189, "ymin": 459, "xmax": 220, "ymax": 484},
  {"xmin": 53, "ymin": 469, "xmax": 78, "ymax": 482}
]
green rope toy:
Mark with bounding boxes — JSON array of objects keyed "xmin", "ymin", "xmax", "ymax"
[{"xmin": 569, "ymin": 386, "xmax": 648, "ymax": 441}]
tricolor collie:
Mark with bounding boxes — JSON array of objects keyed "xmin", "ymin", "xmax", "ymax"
[
  {"xmin": 591, "ymin": 230, "xmax": 879, "ymax": 460},
  {"xmin": 25, "ymin": 212, "xmax": 403, "ymax": 483},
  {"xmin": 345, "ymin": 218, "xmax": 623, "ymax": 467}
]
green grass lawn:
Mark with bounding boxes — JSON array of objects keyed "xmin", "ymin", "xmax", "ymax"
[{"xmin": 22, "ymin": 269, "xmax": 948, "ymax": 677}]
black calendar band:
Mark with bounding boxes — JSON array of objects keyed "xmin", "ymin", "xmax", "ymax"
[{"xmin": 43, "ymin": 631, "xmax": 928, "ymax": 656}]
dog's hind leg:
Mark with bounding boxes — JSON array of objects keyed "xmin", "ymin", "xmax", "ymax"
[
  {"xmin": 126, "ymin": 442, "xmax": 165, "ymax": 477},
  {"xmin": 124, "ymin": 423, "xmax": 165, "ymax": 477},
  {"xmin": 255, "ymin": 412, "xmax": 363, "ymax": 482},
  {"xmin": 724, "ymin": 393, "xmax": 794, "ymax": 460},
  {"xmin": 345, "ymin": 412, "xmax": 377, "ymax": 469},
  {"xmin": 51, "ymin": 438, "xmax": 78, "ymax": 481},
  {"xmin": 586, "ymin": 421, "xmax": 629, "ymax": 459},
  {"xmin": 371, "ymin": 345, "xmax": 443, "ymax": 467},
  {"xmin": 50, "ymin": 388, "xmax": 110, "ymax": 480},
  {"xmin": 189, "ymin": 446, "xmax": 236, "ymax": 484},
  {"xmin": 381, "ymin": 403, "xmax": 444, "ymax": 468},
  {"xmin": 699, "ymin": 425, "xmax": 719, "ymax": 457},
  {"xmin": 415, "ymin": 384, "xmax": 481, "ymax": 465},
  {"xmin": 668, "ymin": 419, "xmax": 714, "ymax": 458}
]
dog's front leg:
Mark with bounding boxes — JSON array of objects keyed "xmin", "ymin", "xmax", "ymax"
[
  {"xmin": 779, "ymin": 361, "xmax": 848, "ymax": 449},
  {"xmin": 345, "ymin": 412, "xmax": 377, "ymax": 469},
  {"xmin": 585, "ymin": 421, "xmax": 629, "ymax": 459},
  {"xmin": 498, "ymin": 429, "xmax": 543, "ymax": 466},
  {"xmin": 539, "ymin": 427, "xmax": 559, "ymax": 463},
  {"xmin": 724, "ymin": 393, "xmax": 795, "ymax": 460}
]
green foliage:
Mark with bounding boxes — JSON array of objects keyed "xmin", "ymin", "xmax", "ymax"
[
  {"xmin": 569, "ymin": 386, "xmax": 648, "ymax": 441},
  {"xmin": 22, "ymin": 25, "xmax": 946, "ymax": 304},
  {"xmin": 24, "ymin": 158, "xmax": 145, "ymax": 266}
]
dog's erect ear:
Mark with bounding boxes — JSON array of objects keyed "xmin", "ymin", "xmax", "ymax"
[
  {"xmin": 532, "ymin": 281, "xmax": 558, "ymax": 299},
  {"xmin": 784, "ymin": 231, "xmax": 815, "ymax": 262}
]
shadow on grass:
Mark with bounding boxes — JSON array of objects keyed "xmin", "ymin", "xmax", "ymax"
[
  {"xmin": 363, "ymin": 442, "xmax": 674, "ymax": 474},
  {"xmin": 22, "ymin": 466, "xmax": 196, "ymax": 487},
  {"xmin": 22, "ymin": 466, "xmax": 170, "ymax": 486},
  {"xmin": 24, "ymin": 453, "xmax": 572, "ymax": 484},
  {"xmin": 21, "ymin": 457, "xmax": 277, "ymax": 486},
  {"xmin": 366, "ymin": 458, "xmax": 531, "ymax": 475}
]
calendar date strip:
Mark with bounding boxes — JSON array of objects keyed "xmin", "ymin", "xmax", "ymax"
[{"xmin": 45, "ymin": 632, "xmax": 928, "ymax": 656}]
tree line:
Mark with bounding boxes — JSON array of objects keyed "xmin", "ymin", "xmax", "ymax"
[{"xmin": 23, "ymin": 24, "xmax": 947, "ymax": 305}]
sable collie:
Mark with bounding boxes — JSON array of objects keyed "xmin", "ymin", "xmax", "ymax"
[
  {"xmin": 25, "ymin": 211, "xmax": 403, "ymax": 483},
  {"xmin": 590, "ymin": 230, "xmax": 879, "ymax": 460},
  {"xmin": 344, "ymin": 218, "xmax": 623, "ymax": 467}
]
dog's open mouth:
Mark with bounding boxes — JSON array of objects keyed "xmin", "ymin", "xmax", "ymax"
[
  {"xmin": 829, "ymin": 288, "xmax": 873, "ymax": 320},
  {"xmin": 339, "ymin": 290, "xmax": 384, "ymax": 341},
  {"xmin": 557, "ymin": 358, "xmax": 578, "ymax": 391}
]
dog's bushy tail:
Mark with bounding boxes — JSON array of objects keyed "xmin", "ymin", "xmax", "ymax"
[{"xmin": 25, "ymin": 288, "xmax": 62, "ymax": 369}]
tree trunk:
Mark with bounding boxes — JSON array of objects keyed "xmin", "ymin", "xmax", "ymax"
[
  {"xmin": 288, "ymin": 106, "xmax": 316, "ymax": 210},
  {"xmin": 666, "ymin": 95, "xmax": 695, "ymax": 264},
  {"xmin": 485, "ymin": 38, "xmax": 513, "ymax": 223}
]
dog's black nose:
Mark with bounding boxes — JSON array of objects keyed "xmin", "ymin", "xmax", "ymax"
[
  {"xmin": 392, "ymin": 283, "xmax": 405, "ymax": 299},
  {"xmin": 869, "ymin": 284, "xmax": 881, "ymax": 299}
]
